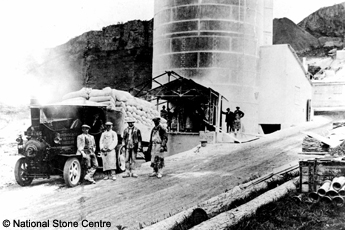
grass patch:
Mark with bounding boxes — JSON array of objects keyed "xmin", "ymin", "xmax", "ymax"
[{"xmin": 227, "ymin": 192, "xmax": 345, "ymax": 230}]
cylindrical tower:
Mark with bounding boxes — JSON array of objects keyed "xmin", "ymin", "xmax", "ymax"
[{"xmin": 153, "ymin": 0, "xmax": 273, "ymax": 134}]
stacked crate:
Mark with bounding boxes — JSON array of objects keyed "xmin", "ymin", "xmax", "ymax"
[{"xmin": 300, "ymin": 159, "xmax": 345, "ymax": 193}]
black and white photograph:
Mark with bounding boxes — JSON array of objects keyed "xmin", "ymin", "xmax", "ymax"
[{"xmin": 1, "ymin": 0, "xmax": 345, "ymax": 229}]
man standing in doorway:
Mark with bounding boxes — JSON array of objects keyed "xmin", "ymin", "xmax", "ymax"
[
  {"xmin": 100, "ymin": 121, "xmax": 118, "ymax": 181},
  {"xmin": 221, "ymin": 108, "xmax": 235, "ymax": 133},
  {"xmin": 233, "ymin": 106, "xmax": 245, "ymax": 136},
  {"xmin": 77, "ymin": 124, "xmax": 98, "ymax": 184},
  {"xmin": 148, "ymin": 117, "xmax": 168, "ymax": 178},
  {"xmin": 122, "ymin": 117, "xmax": 142, "ymax": 178}
]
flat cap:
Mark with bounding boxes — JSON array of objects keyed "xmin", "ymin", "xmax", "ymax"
[
  {"xmin": 82, "ymin": 124, "xmax": 91, "ymax": 129},
  {"xmin": 152, "ymin": 116, "xmax": 161, "ymax": 121},
  {"xmin": 126, "ymin": 117, "xmax": 136, "ymax": 123},
  {"xmin": 105, "ymin": 121, "xmax": 113, "ymax": 126}
]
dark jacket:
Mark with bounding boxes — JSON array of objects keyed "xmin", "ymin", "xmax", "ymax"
[
  {"xmin": 122, "ymin": 126, "xmax": 142, "ymax": 149},
  {"xmin": 234, "ymin": 109, "xmax": 244, "ymax": 118},
  {"xmin": 148, "ymin": 124, "xmax": 168, "ymax": 151},
  {"xmin": 221, "ymin": 111, "xmax": 235, "ymax": 123}
]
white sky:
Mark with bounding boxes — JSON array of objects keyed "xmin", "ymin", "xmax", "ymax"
[{"xmin": 0, "ymin": 0, "xmax": 344, "ymax": 105}]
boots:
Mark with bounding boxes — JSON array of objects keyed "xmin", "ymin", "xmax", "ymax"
[
  {"xmin": 84, "ymin": 168, "xmax": 96, "ymax": 184},
  {"xmin": 157, "ymin": 168, "xmax": 163, "ymax": 178},
  {"xmin": 130, "ymin": 163, "xmax": 138, "ymax": 178},
  {"xmin": 123, "ymin": 163, "xmax": 131, "ymax": 178},
  {"xmin": 122, "ymin": 170, "xmax": 131, "ymax": 178},
  {"xmin": 131, "ymin": 171, "xmax": 138, "ymax": 178}
]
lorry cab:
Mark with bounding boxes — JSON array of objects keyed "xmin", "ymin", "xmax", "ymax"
[{"xmin": 15, "ymin": 100, "xmax": 125, "ymax": 187}]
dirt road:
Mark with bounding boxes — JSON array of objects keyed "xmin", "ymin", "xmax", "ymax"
[{"xmin": 0, "ymin": 117, "xmax": 332, "ymax": 230}]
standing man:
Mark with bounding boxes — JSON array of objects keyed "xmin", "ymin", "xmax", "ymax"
[
  {"xmin": 160, "ymin": 105, "xmax": 168, "ymax": 120},
  {"xmin": 221, "ymin": 108, "xmax": 235, "ymax": 133},
  {"xmin": 233, "ymin": 106, "xmax": 245, "ymax": 136},
  {"xmin": 77, "ymin": 124, "xmax": 98, "ymax": 184},
  {"xmin": 100, "ymin": 121, "xmax": 118, "ymax": 181},
  {"xmin": 122, "ymin": 117, "xmax": 142, "ymax": 178},
  {"xmin": 148, "ymin": 117, "xmax": 168, "ymax": 178}
]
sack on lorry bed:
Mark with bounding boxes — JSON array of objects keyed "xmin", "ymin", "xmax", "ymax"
[
  {"xmin": 89, "ymin": 96, "xmax": 114, "ymax": 103},
  {"xmin": 62, "ymin": 88, "xmax": 89, "ymax": 100},
  {"xmin": 112, "ymin": 89, "xmax": 132, "ymax": 102}
]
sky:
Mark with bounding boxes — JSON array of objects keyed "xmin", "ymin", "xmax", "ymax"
[{"xmin": 0, "ymin": 0, "xmax": 344, "ymax": 105}]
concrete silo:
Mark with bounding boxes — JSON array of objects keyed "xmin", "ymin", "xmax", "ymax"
[{"xmin": 153, "ymin": 0, "xmax": 273, "ymax": 134}]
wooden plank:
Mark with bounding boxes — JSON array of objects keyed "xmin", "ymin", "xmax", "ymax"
[{"xmin": 299, "ymin": 152, "xmax": 328, "ymax": 155}]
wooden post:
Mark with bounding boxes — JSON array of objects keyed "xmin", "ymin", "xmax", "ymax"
[
  {"xmin": 142, "ymin": 166, "xmax": 298, "ymax": 230},
  {"xmin": 190, "ymin": 178, "xmax": 298, "ymax": 230}
]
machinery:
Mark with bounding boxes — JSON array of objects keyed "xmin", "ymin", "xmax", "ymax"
[{"xmin": 14, "ymin": 100, "xmax": 150, "ymax": 187}]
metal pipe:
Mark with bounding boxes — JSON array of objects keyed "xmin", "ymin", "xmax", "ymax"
[
  {"xmin": 320, "ymin": 195, "xmax": 332, "ymax": 203},
  {"xmin": 317, "ymin": 180, "xmax": 332, "ymax": 196},
  {"xmin": 332, "ymin": 196, "xmax": 345, "ymax": 207},
  {"xmin": 339, "ymin": 184, "xmax": 345, "ymax": 196},
  {"xmin": 326, "ymin": 188, "xmax": 339, "ymax": 197},
  {"xmin": 326, "ymin": 178, "xmax": 340, "ymax": 197},
  {"xmin": 332, "ymin": 176, "xmax": 345, "ymax": 191},
  {"xmin": 293, "ymin": 194, "xmax": 303, "ymax": 203},
  {"xmin": 308, "ymin": 192, "xmax": 319, "ymax": 202}
]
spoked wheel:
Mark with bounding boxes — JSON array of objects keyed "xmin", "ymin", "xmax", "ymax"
[
  {"xmin": 14, "ymin": 158, "xmax": 33, "ymax": 186},
  {"xmin": 63, "ymin": 157, "xmax": 81, "ymax": 187},
  {"xmin": 117, "ymin": 145, "xmax": 126, "ymax": 173}
]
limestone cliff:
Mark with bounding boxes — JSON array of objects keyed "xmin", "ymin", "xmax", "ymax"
[
  {"xmin": 298, "ymin": 3, "xmax": 345, "ymax": 39},
  {"xmin": 38, "ymin": 20, "xmax": 153, "ymax": 101}
]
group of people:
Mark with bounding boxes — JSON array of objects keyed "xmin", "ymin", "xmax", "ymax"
[
  {"xmin": 76, "ymin": 116, "xmax": 168, "ymax": 184},
  {"xmin": 221, "ymin": 106, "xmax": 245, "ymax": 136}
]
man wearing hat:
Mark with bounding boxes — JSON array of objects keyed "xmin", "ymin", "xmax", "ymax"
[
  {"xmin": 77, "ymin": 124, "xmax": 98, "ymax": 184},
  {"xmin": 122, "ymin": 117, "xmax": 142, "ymax": 178},
  {"xmin": 100, "ymin": 121, "xmax": 118, "ymax": 181},
  {"xmin": 233, "ymin": 107, "xmax": 244, "ymax": 136},
  {"xmin": 148, "ymin": 116, "xmax": 168, "ymax": 178},
  {"xmin": 221, "ymin": 108, "xmax": 235, "ymax": 133}
]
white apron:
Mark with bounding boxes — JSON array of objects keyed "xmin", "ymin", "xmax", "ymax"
[{"xmin": 100, "ymin": 130, "xmax": 118, "ymax": 171}]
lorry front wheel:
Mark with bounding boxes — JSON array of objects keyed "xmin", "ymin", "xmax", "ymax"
[
  {"xmin": 14, "ymin": 158, "xmax": 33, "ymax": 186},
  {"xmin": 63, "ymin": 158, "xmax": 81, "ymax": 187},
  {"xmin": 117, "ymin": 145, "xmax": 126, "ymax": 173}
]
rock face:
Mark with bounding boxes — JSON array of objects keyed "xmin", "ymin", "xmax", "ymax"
[
  {"xmin": 298, "ymin": 3, "xmax": 345, "ymax": 39},
  {"xmin": 38, "ymin": 20, "xmax": 153, "ymax": 102},
  {"xmin": 273, "ymin": 18, "xmax": 320, "ymax": 53},
  {"xmin": 35, "ymin": 3, "xmax": 345, "ymax": 103},
  {"xmin": 273, "ymin": 3, "xmax": 345, "ymax": 55}
]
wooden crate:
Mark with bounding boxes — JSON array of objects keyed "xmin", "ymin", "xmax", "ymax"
[{"xmin": 299, "ymin": 159, "xmax": 345, "ymax": 193}]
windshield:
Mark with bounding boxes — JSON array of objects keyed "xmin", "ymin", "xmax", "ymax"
[
  {"xmin": 39, "ymin": 106, "xmax": 106, "ymax": 131},
  {"xmin": 40, "ymin": 106, "xmax": 78, "ymax": 123}
]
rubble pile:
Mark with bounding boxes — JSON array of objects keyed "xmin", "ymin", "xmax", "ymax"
[
  {"xmin": 329, "ymin": 141, "xmax": 345, "ymax": 156},
  {"xmin": 62, "ymin": 87, "xmax": 162, "ymax": 128},
  {"xmin": 301, "ymin": 136, "xmax": 329, "ymax": 152}
]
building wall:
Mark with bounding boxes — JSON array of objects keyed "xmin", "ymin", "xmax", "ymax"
[
  {"xmin": 153, "ymin": 0, "xmax": 273, "ymax": 134},
  {"xmin": 312, "ymin": 82, "xmax": 345, "ymax": 109},
  {"xmin": 166, "ymin": 132, "xmax": 200, "ymax": 156},
  {"xmin": 259, "ymin": 44, "xmax": 312, "ymax": 129}
]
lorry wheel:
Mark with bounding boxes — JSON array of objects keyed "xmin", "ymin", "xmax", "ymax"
[
  {"xmin": 117, "ymin": 145, "xmax": 126, "ymax": 173},
  {"xmin": 14, "ymin": 158, "xmax": 33, "ymax": 186},
  {"xmin": 63, "ymin": 158, "xmax": 81, "ymax": 187}
]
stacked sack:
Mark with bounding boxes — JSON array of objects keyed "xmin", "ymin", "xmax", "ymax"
[{"xmin": 62, "ymin": 87, "xmax": 166, "ymax": 129}]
